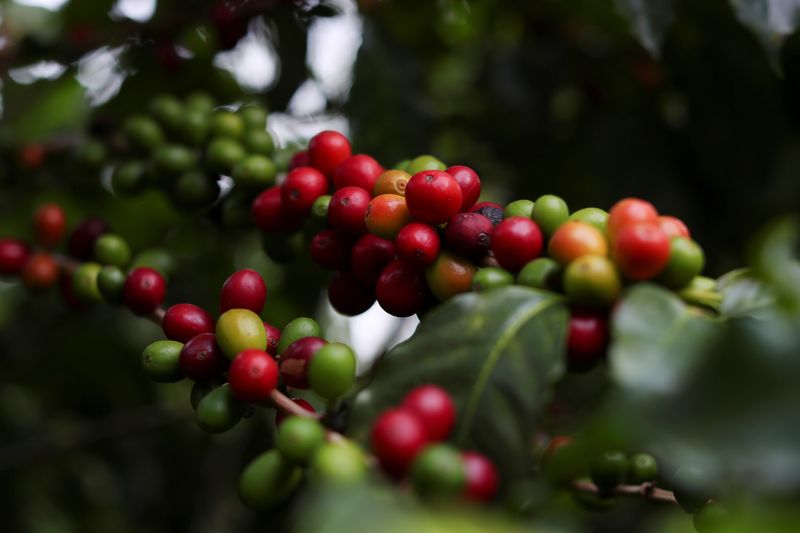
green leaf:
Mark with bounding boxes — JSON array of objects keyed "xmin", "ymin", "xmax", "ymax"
[
  {"xmin": 614, "ymin": 0, "xmax": 676, "ymax": 56},
  {"xmin": 717, "ymin": 268, "xmax": 776, "ymax": 317},
  {"xmin": 347, "ymin": 286, "xmax": 568, "ymax": 482},
  {"xmin": 0, "ymin": 76, "xmax": 88, "ymax": 143},
  {"xmin": 749, "ymin": 216, "xmax": 800, "ymax": 313},
  {"xmin": 730, "ymin": 0, "xmax": 800, "ymax": 73},
  {"xmin": 609, "ymin": 284, "xmax": 723, "ymax": 396}
]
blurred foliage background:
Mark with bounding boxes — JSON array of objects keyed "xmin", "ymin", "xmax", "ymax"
[{"xmin": 0, "ymin": 0, "xmax": 799, "ymax": 532}]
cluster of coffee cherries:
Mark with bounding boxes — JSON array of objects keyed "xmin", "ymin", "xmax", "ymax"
[{"xmin": 370, "ymin": 385, "xmax": 499, "ymax": 502}]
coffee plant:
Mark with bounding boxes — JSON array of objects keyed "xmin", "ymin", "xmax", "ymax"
[{"xmin": 2, "ymin": 1, "xmax": 800, "ymax": 532}]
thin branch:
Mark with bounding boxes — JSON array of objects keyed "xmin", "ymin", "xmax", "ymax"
[{"xmin": 572, "ymin": 479, "xmax": 677, "ymax": 504}]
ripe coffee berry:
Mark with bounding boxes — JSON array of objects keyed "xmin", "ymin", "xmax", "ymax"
[
  {"xmin": 279, "ymin": 336, "xmax": 327, "ymax": 389},
  {"xmin": 275, "ymin": 398, "xmax": 316, "ymax": 426},
  {"xmin": 376, "ymin": 259, "xmax": 427, "ymax": 317},
  {"xmin": 281, "ymin": 167, "xmax": 329, "ymax": 217},
  {"xmin": 289, "ymin": 150, "xmax": 310, "ymax": 170},
  {"xmin": 163, "ymin": 303, "xmax": 215, "ymax": 343},
  {"xmin": 34, "ymin": 203, "xmax": 66, "ymax": 248},
  {"xmin": 350, "ymin": 234, "xmax": 396, "ymax": 286},
  {"xmin": 365, "ymin": 194, "xmax": 414, "ymax": 240},
  {"xmin": 462, "ymin": 451, "xmax": 499, "ymax": 502},
  {"xmin": 68, "ymin": 218, "xmax": 109, "ymax": 260},
  {"xmin": 21, "ymin": 253, "xmax": 59, "ymax": 289},
  {"xmin": 263, "ymin": 322, "xmax": 281, "ymax": 355},
  {"xmin": 0, "ymin": 239, "xmax": 31, "ymax": 275},
  {"xmin": 612, "ymin": 223, "xmax": 670, "ymax": 280},
  {"xmin": 373, "ymin": 169, "xmax": 410, "ymax": 197},
  {"xmin": 124, "ymin": 267, "xmax": 166, "ymax": 315},
  {"xmin": 548, "ymin": 221, "xmax": 608, "ymax": 265},
  {"xmin": 401, "ymin": 385, "xmax": 455, "ymax": 441},
  {"xmin": 607, "ymin": 198, "xmax": 659, "ymax": 239},
  {"xmin": 332, "ymin": 154, "xmax": 384, "ymax": 191},
  {"xmin": 658, "ymin": 215, "xmax": 690, "ymax": 238},
  {"xmin": 446, "ymin": 165, "xmax": 481, "ymax": 211},
  {"xmin": 308, "ymin": 130, "xmax": 352, "ymax": 177},
  {"xmin": 328, "ymin": 186, "xmax": 371, "ymax": 235},
  {"xmin": 220, "ymin": 269, "xmax": 267, "ymax": 314},
  {"xmin": 179, "ymin": 332, "xmax": 227, "ymax": 381},
  {"xmin": 405, "ymin": 170, "xmax": 462, "ymax": 224},
  {"xmin": 310, "ymin": 229, "xmax": 353, "ymax": 271},
  {"xmin": 395, "ymin": 223, "xmax": 440, "ymax": 266},
  {"xmin": 470, "ymin": 202, "xmax": 504, "ymax": 225},
  {"xmin": 426, "ymin": 251, "xmax": 477, "ymax": 301},
  {"xmin": 252, "ymin": 186, "xmax": 302, "ymax": 233},
  {"xmin": 228, "ymin": 349, "xmax": 279, "ymax": 404},
  {"xmin": 371, "ymin": 408, "xmax": 429, "ymax": 478},
  {"xmin": 491, "ymin": 217, "xmax": 544, "ymax": 272},
  {"xmin": 567, "ymin": 310, "xmax": 609, "ymax": 372},
  {"xmin": 328, "ymin": 271, "xmax": 376, "ymax": 316},
  {"xmin": 444, "ymin": 212, "xmax": 493, "ymax": 259}
]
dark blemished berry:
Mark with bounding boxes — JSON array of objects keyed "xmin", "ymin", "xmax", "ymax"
[
  {"xmin": 68, "ymin": 218, "xmax": 109, "ymax": 260},
  {"xmin": 376, "ymin": 259, "xmax": 427, "ymax": 317},
  {"xmin": 567, "ymin": 309, "xmax": 608, "ymax": 372},
  {"xmin": 401, "ymin": 384, "xmax": 455, "ymax": 442},
  {"xmin": 350, "ymin": 234, "xmax": 396, "ymax": 286},
  {"xmin": 219, "ymin": 269, "xmax": 267, "ymax": 314},
  {"xmin": 279, "ymin": 336, "xmax": 327, "ymax": 389},
  {"xmin": 405, "ymin": 170, "xmax": 462, "ymax": 224},
  {"xmin": 462, "ymin": 451, "xmax": 499, "ymax": 502},
  {"xmin": 332, "ymin": 154, "xmax": 384, "ymax": 192},
  {"xmin": 308, "ymin": 131, "xmax": 352, "ymax": 177},
  {"xmin": 491, "ymin": 217, "xmax": 544, "ymax": 272},
  {"xmin": 446, "ymin": 165, "xmax": 481, "ymax": 211},
  {"xmin": 371, "ymin": 408, "xmax": 429, "ymax": 478},
  {"xmin": 470, "ymin": 202, "xmax": 504, "ymax": 226},
  {"xmin": 228, "ymin": 349, "xmax": 279, "ymax": 404},
  {"xmin": 123, "ymin": 267, "xmax": 166, "ymax": 315},
  {"xmin": 179, "ymin": 333, "xmax": 228, "ymax": 381},
  {"xmin": 163, "ymin": 303, "xmax": 215, "ymax": 343},
  {"xmin": 395, "ymin": 223, "xmax": 440, "ymax": 266},
  {"xmin": 0, "ymin": 239, "xmax": 31, "ymax": 276},
  {"xmin": 310, "ymin": 229, "xmax": 354, "ymax": 271},
  {"xmin": 263, "ymin": 322, "xmax": 281, "ymax": 355},
  {"xmin": 252, "ymin": 186, "xmax": 303, "ymax": 233},
  {"xmin": 328, "ymin": 186, "xmax": 371, "ymax": 235},
  {"xmin": 275, "ymin": 398, "xmax": 315, "ymax": 426},
  {"xmin": 328, "ymin": 271, "xmax": 376, "ymax": 316},
  {"xmin": 34, "ymin": 203, "xmax": 66, "ymax": 248},
  {"xmin": 444, "ymin": 212, "xmax": 493, "ymax": 259},
  {"xmin": 281, "ymin": 167, "xmax": 329, "ymax": 217}
]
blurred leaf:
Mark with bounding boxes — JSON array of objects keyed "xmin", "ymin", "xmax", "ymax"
[
  {"xmin": 614, "ymin": 0, "xmax": 676, "ymax": 56},
  {"xmin": 717, "ymin": 268, "xmax": 776, "ymax": 317},
  {"xmin": 730, "ymin": 0, "xmax": 800, "ymax": 72},
  {"xmin": 348, "ymin": 286, "xmax": 568, "ymax": 482},
  {"xmin": 749, "ymin": 216, "xmax": 800, "ymax": 312},
  {"xmin": 0, "ymin": 77, "xmax": 88, "ymax": 143},
  {"xmin": 609, "ymin": 284, "xmax": 723, "ymax": 396}
]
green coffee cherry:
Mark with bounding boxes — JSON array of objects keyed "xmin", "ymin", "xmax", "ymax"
[
  {"xmin": 220, "ymin": 193, "xmax": 255, "ymax": 229},
  {"xmin": 569, "ymin": 207, "xmax": 609, "ymax": 235},
  {"xmin": 72, "ymin": 262, "xmax": 103, "ymax": 302},
  {"xmin": 130, "ymin": 248, "xmax": 175, "ymax": 279},
  {"xmin": 393, "ymin": 159, "xmax": 411, "ymax": 172},
  {"xmin": 406, "ymin": 155, "xmax": 446, "ymax": 174},
  {"xmin": 94, "ymin": 234, "xmax": 131, "ymax": 267},
  {"xmin": 238, "ymin": 105, "xmax": 268, "ymax": 130},
  {"xmin": 563, "ymin": 255, "xmax": 621, "ymax": 307},
  {"xmin": 239, "ymin": 449, "xmax": 303, "ymax": 510},
  {"xmin": 112, "ymin": 160, "xmax": 147, "ymax": 195},
  {"xmin": 154, "ymin": 144, "xmax": 196, "ymax": 178},
  {"xmin": 672, "ymin": 465, "xmax": 712, "ymax": 513},
  {"xmin": 185, "ymin": 91, "xmax": 216, "ymax": 114},
  {"xmin": 517, "ymin": 257, "xmax": 562, "ymax": 291},
  {"xmin": 472, "ymin": 267, "xmax": 514, "ymax": 291},
  {"xmin": 216, "ymin": 309, "xmax": 267, "ymax": 359},
  {"xmin": 504, "ymin": 199, "xmax": 535, "ymax": 219},
  {"xmin": 589, "ymin": 450, "xmax": 628, "ymax": 494},
  {"xmin": 244, "ymin": 129, "xmax": 275, "ymax": 155},
  {"xmin": 142, "ymin": 340, "xmax": 183, "ymax": 383},
  {"xmin": 275, "ymin": 416, "xmax": 326, "ymax": 463},
  {"xmin": 211, "ymin": 110, "xmax": 245, "ymax": 140},
  {"xmin": 659, "ymin": 238, "xmax": 705, "ymax": 289},
  {"xmin": 262, "ymin": 232, "xmax": 305, "ymax": 264},
  {"xmin": 148, "ymin": 94, "xmax": 183, "ymax": 132},
  {"xmin": 190, "ymin": 380, "xmax": 220, "ymax": 410},
  {"xmin": 309, "ymin": 342, "xmax": 357, "ymax": 400},
  {"xmin": 178, "ymin": 108, "xmax": 210, "ymax": 146},
  {"xmin": 195, "ymin": 384, "xmax": 244, "ymax": 433},
  {"xmin": 311, "ymin": 195, "xmax": 331, "ymax": 221},
  {"xmin": 278, "ymin": 317, "xmax": 322, "ymax": 354},
  {"xmin": 411, "ymin": 444, "xmax": 466, "ymax": 499},
  {"xmin": 76, "ymin": 140, "xmax": 106, "ymax": 168},
  {"xmin": 97, "ymin": 265, "xmax": 126, "ymax": 305},
  {"xmin": 627, "ymin": 453, "xmax": 659, "ymax": 484},
  {"xmin": 123, "ymin": 115, "xmax": 165, "ymax": 154},
  {"xmin": 172, "ymin": 171, "xmax": 220, "ymax": 209},
  {"xmin": 531, "ymin": 194, "xmax": 569, "ymax": 236},
  {"xmin": 232, "ymin": 155, "xmax": 277, "ymax": 188},
  {"xmin": 207, "ymin": 137, "xmax": 246, "ymax": 174},
  {"xmin": 309, "ymin": 440, "xmax": 368, "ymax": 486}
]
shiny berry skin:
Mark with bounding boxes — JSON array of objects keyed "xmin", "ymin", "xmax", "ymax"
[
  {"xmin": 123, "ymin": 267, "xmax": 166, "ymax": 315},
  {"xmin": 252, "ymin": 186, "xmax": 303, "ymax": 233},
  {"xmin": 401, "ymin": 385, "xmax": 455, "ymax": 441},
  {"xmin": 289, "ymin": 150, "xmax": 310, "ymax": 170},
  {"xmin": 309, "ymin": 342, "xmax": 357, "ymax": 400},
  {"xmin": 567, "ymin": 310, "xmax": 608, "ymax": 372},
  {"xmin": 263, "ymin": 322, "xmax": 281, "ymax": 355},
  {"xmin": 21, "ymin": 253, "xmax": 59, "ymax": 289},
  {"xmin": 373, "ymin": 169, "xmax": 410, "ymax": 196},
  {"xmin": 365, "ymin": 194, "xmax": 413, "ymax": 240},
  {"xmin": 446, "ymin": 165, "xmax": 481, "ymax": 211},
  {"xmin": 275, "ymin": 398, "xmax": 316, "ymax": 426},
  {"xmin": 548, "ymin": 221, "xmax": 608, "ymax": 265},
  {"xmin": 310, "ymin": 229, "xmax": 353, "ymax": 271},
  {"xmin": 277, "ymin": 317, "xmax": 322, "ymax": 354},
  {"xmin": 607, "ymin": 198, "xmax": 659, "ymax": 239},
  {"xmin": 179, "ymin": 332, "xmax": 227, "ymax": 381},
  {"xmin": 658, "ymin": 215, "xmax": 690, "ymax": 239},
  {"xmin": 411, "ymin": 444, "xmax": 466, "ymax": 499},
  {"xmin": 491, "ymin": 217, "xmax": 544, "ymax": 272},
  {"xmin": 279, "ymin": 336, "xmax": 327, "ymax": 389},
  {"xmin": 228, "ymin": 349, "xmax": 279, "ymax": 404},
  {"xmin": 332, "ymin": 154, "xmax": 384, "ymax": 191},
  {"xmin": 34, "ymin": 203, "xmax": 67, "ymax": 248},
  {"xmin": 470, "ymin": 202, "xmax": 504, "ymax": 225},
  {"xmin": 328, "ymin": 186, "xmax": 371, "ymax": 235},
  {"xmin": 627, "ymin": 453, "xmax": 659, "ymax": 484},
  {"xmin": 659, "ymin": 237, "xmax": 705, "ymax": 289},
  {"xmin": 308, "ymin": 130, "xmax": 352, "ymax": 177},
  {"xmin": 67, "ymin": 218, "xmax": 109, "ymax": 260},
  {"xmin": 462, "ymin": 451, "xmax": 499, "ymax": 502},
  {"xmin": 0, "ymin": 239, "xmax": 31, "ymax": 275},
  {"xmin": 328, "ymin": 271, "xmax": 376, "ymax": 316},
  {"xmin": 220, "ymin": 269, "xmax": 267, "ymax": 314},
  {"xmin": 281, "ymin": 167, "xmax": 329, "ymax": 217},
  {"xmin": 612, "ymin": 222, "xmax": 671, "ymax": 280},
  {"xmin": 425, "ymin": 251, "xmax": 476, "ymax": 301},
  {"xmin": 371, "ymin": 408, "xmax": 429, "ymax": 478},
  {"xmin": 563, "ymin": 255, "xmax": 621, "ymax": 307},
  {"xmin": 376, "ymin": 259, "xmax": 427, "ymax": 317},
  {"xmin": 395, "ymin": 223, "xmax": 440, "ymax": 266},
  {"xmin": 405, "ymin": 170, "xmax": 463, "ymax": 224},
  {"xmin": 590, "ymin": 450, "xmax": 629, "ymax": 494},
  {"xmin": 163, "ymin": 303, "xmax": 215, "ymax": 343},
  {"xmin": 444, "ymin": 212, "xmax": 493, "ymax": 259},
  {"xmin": 350, "ymin": 234, "xmax": 396, "ymax": 286},
  {"xmin": 531, "ymin": 194, "xmax": 570, "ymax": 237}
]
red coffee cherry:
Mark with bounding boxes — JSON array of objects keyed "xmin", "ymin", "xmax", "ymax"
[
  {"xmin": 275, "ymin": 398, "xmax": 316, "ymax": 426},
  {"xmin": 376, "ymin": 259, "xmax": 427, "ymax": 317},
  {"xmin": 310, "ymin": 229, "xmax": 354, "ymax": 271},
  {"xmin": 308, "ymin": 130, "xmax": 352, "ymax": 177},
  {"xmin": 612, "ymin": 222, "xmax": 670, "ymax": 280},
  {"xmin": 607, "ymin": 198, "xmax": 659, "ymax": 240},
  {"xmin": 462, "ymin": 451, "xmax": 499, "ymax": 502},
  {"xmin": 68, "ymin": 218, "xmax": 109, "ymax": 260},
  {"xmin": 21, "ymin": 253, "xmax": 60, "ymax": 289},
  {"xmin": 491, "ymin": 217, "xmax": 544, "ymax": 272},
  {"xmin": 228, "ymin": 349, "xmax": 279, "ymax": 404},
  {"xmin": 279, "ymin": 336, "xmax": 327, "ymax": 389},
  {"xmin": 281, "ymin": 167, "xmax": 329, "ymax": 217},
  {"xmin": 470, "ymin": 202, "xmax": 504, "ymax": 226},
  {"xmin": 567, "ymin": 309, "xmax": 609, "ymax": 372},
  {"xmin": 444, "ymin": 212, "xmax": 493, "ymax": 259},
  {"xmin": 446, "ymin": 165, "xmax": 481, "ymax": 211},
  {"xmin": 328, "ymin": 186, "xmax": 371, "ymax": 235},
  {"xmin": 19, "ymin": 143, "xmax": 46, "ymax": 169},
  {"xmin": 289, "ymin": 150, "xmax": 310, "ymax": 170},
  {"xmin": 34, "ymin": 203, "xmax": 67, "ymax": 248},
  {"xmin": 328, "ymin": 271, "xmax": 376, "ymax": 316},
  {"xmin": 332, "ymin": 154, "xmax": 384, "ymax": 192},
  {"xmin": 401, "ymin": 384, "xmax": 456, "ymax": 441},
  {"xmin": 220, "ymin": 269, "xmax": 267, "ymax": 314},
  {"xmin": 163, "ymin": 303, "xmax": 214, "ymax": 343},
  {"xmin": 371, "ymin": 408, "xmax": 429, "ymax": 478},
  {"xmin": 0, "ymin": 238, "xmax": 31, "ymax": 276},
  {"xmin": 252, "ymin": 186, "xmax": 303, "ymax": 233},
  {"xmin": 405, "ymin": 170, "xmax": 463, "ymax": 224},
  {"xmin": 350, "ymin": 234, "xmax": 396, "ymax": 286},
  {"xmin": 395, "ymin": 223, "xmax": 441, "ymax": 266},
  {"xmin": 658, "ymin": 215, "xmax": 690, "ymax": 239},
  {"xmin": 179, "ymin": 332, "xmax": 227, "ymax": 381},
  {"xmin": 263, "ymin": 322, "xmax": 281, "ymax": 355},
  {"xmin": 59, "ymin": 269, "xmax": 86, "ymax": 310},
  {"xmin": 123, "ymin": 267, "xmax": 166, "ymax": 315}
]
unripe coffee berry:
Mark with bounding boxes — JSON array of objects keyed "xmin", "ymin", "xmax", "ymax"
[
  {"xmin": 97, "ymin": 265, "xmax": 126, "ymax": 305},
  {"xmin": 309, "ymin": 342, "xmax": 357, "ymax": 400},
  {"xmin": 124, "ymin": 267, "xmax": 166, "ymax": 315},
  {"xmin": 277, "ymin": 317, "xmax": 322, "ymax": 354},
  {"xmin": 548, "ymin": 221, "xmax": 608, "ymax": 265},
  {"xmin": 228, "ymin": 349, "xmax": 279, "ymax": 404},
  {"xmin": 373, "ymin": 169, "xmax": 410, "ymax": 197},
  {"xmin": 627, "ymin": 453, "xmax": 659, "ymax": 484},
  {"xmin": 531, "ymin": 195, "xmax": 569, "ymax": 237},
  {"xmin": 590, "ymin": 450, "xmax": 629, "ymax": 494},
  {"xmin": 94, "ymin": 233, "xmax": 131, "ymax": 267},
  {"xmin": 275, "ymin": 416, "xmax": 326, "ymax": 463},
  {"xmin": 73, "ymin": 262, "xmax": 104, "ymax": 302},
  {"xmin": 279, "ymin": 336, "xmax": 327, "ymax": 389},
  {"xmin": 472, "ymin": 267, "xmax": 514, "ymax": 292},
  {"xmin": 365, "ymin": 194, "xmax": 414, "ymax": 240},
  {"xmin": 411, "ymin": 444, "xmax": 467, "ymax": 499},
  {"xmin": 142, "ymin": 340, "xmax": 184, "ymax": 383},
  {"xmin": 405, "ymin": 170, "xmax": 462, "ymax": 224},
  {"xmin": 216, "ymin": 309, "xmax": 267, "ymax": 359},
  {"xmin": 163, "ymin": 303, "xmax": 215, "ymax": 343},
  {"xmin": 425, "ymin": 251, "xmax": 477, "ymax": 301}
]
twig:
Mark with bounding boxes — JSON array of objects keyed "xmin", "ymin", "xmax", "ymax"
[{"xmin": 572, "ymin": 479, "xmax": 677, "ymax": 504}]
